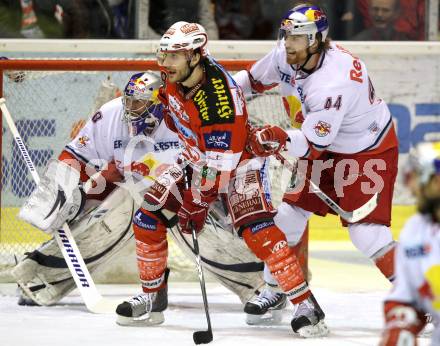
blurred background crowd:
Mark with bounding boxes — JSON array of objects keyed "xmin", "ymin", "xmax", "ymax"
[{"xmin": 0, "ymin": 0, "xmax": 438, "ymax": 41}]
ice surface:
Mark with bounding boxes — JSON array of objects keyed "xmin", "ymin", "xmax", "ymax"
[{"xmin": 0, "ymin": 243, "xmax": 433, "ymax": 346}]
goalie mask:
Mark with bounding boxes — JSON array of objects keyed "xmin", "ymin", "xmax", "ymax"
[
  {"xmin": 122, "ymin": 72, "xmax": 163, "ymax": 136},
  {"xmin": 278, "ymin": 4, "xmax": 329, "ymax": 47}
]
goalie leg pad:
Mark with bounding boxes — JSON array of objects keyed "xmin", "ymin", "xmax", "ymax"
[
  {"xmin": 242, "ymin": 221, "xmax": 310, "ymax": 304},
  {"xmin": 167, "ymin": 205, "xmax": 265, "ymax": 303},
  {"xmin": 12, "ymin": 187, "xmax": 134, "ymax": 306},
  {"xmin": 133, "ymin": 208, "xmax": 168, "ymax": 292}
]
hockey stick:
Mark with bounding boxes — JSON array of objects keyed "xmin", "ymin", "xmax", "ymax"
[
  {"xmin": 275, "ymin": 152, "xmax": 379, "ymax": 223},
  {"xmin": 182, "ymin": 170, "xmax": 213, "ymax": 345},
  {"xmin": 0, "ymin": 97, "xmax": 118, "ymax": 313}
]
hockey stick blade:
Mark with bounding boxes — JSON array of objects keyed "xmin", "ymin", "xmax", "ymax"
[
  {"xmin": 193, "ymin": 330, "xmax": 213, "ymax": 345},
  {"xmin": 343, "ymin": 192, "xmax": 379, "ymax": 223},
  {"xmin": 276, "ymin": 153, "xmax": 379, "ymax": 223}
]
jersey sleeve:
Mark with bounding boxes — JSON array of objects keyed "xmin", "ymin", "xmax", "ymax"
[
  {"xmin": 64, "ymin": 107, "xmax": 114, "ymax": 171},
  {"xmin": 234, "ymin": 46, "xmax": 280, "ymax": 96},
  {"xmin": 293, "ymin": 84, "xmax": 353, "ymax": 159}
]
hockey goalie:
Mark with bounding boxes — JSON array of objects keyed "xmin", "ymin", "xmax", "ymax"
[{"xmin": 12, "ymin": 71, "xmax": 265, "ymax": 325}]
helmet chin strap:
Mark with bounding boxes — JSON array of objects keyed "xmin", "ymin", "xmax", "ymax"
[{"xmin": 294, "ymin": 46, "xmax": 319, "ymax": 73}]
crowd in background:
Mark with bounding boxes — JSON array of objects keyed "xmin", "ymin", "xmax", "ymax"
[{"xmin": 0, "ymin": 0, "xmax": 436, "ymax": 41}]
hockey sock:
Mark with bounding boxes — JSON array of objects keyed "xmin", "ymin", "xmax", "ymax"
[
  {"xmin": 372, "ymin": 242, "xmax": 396, "ymax": 282},
  {"xmin": 242, "ymin": 222, "xmax": 310, "ymax": 304},
  {"xmin": 133, "ymin": 208, "xmax": 168, "ymax": 292}
]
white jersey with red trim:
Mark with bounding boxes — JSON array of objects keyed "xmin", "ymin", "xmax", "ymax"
[
  {"xmin": 65, "ymin": 97, "xmax": 181, "ymax": 184},
  {"xmin": 386, "ymin": 213, "xmax": 440, "ymax": 341},
  {"xmin": 235, "ymin": 41, "xmax": 395, "ymax": 157}
]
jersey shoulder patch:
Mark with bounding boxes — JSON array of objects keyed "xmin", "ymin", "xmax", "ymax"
[{"xmin": 193, "ymin": 59, "xmax": 236, "ymax": 126}]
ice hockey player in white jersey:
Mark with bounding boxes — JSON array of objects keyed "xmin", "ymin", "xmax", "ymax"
[
  {"xmin": 380, "ymin": 142, "xmax": 440, "ymax": 346},
  {"xmin": 235, "ymin": 2, "xmax": 399, "ymax": 330},
  {"xmin": 14, "ymin": 71, "xmax": 264, "ymax": 323}
]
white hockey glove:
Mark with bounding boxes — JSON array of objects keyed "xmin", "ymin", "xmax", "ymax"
[{"xmin": 18, "ymin": 159, "xmax": 85, "ymax": 234}]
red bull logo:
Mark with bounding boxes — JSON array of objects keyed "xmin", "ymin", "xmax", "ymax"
[
  {"xmin": 314, "ymin": 120, "xmax": 331, "ymax": 137},
  {"xmin": 77, "ymin": 135, "xmax": 89, "ymax": 148},
  {"xmin": 305, "ymin": 9, "xmax": 326, "ymax": 22}
]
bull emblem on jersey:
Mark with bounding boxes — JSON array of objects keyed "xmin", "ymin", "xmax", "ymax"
[
  {"xmin": 314, "ymin": 120, "xmax": 331, "ymax": 137},
  {"xmin": 77, "ymin": 135, "xmax": 89, "ymax": 148}
]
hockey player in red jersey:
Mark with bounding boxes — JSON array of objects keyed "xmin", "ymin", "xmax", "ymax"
[
  {"xmin": 127, "ymin": 20, "xmax": 329, "ymax": 337},
  {"xmin": 235, "ymin": 2, "xmax": 399, "ymax": 324},
  {"xmin": 15, "ymin": 71, "xmax": 265, "ymax": 319},
  {"xmin": 380, "ymin": 142, "xmax": 440, "ymax": 346}
]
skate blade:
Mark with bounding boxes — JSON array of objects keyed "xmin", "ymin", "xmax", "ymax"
[
  {"xmin": 296, "ymin": 320, "xmax": 330, "ymax": 338},
  {"xmin": 116, "ymin": 312, "xmax": 164, "ymax": 327},
  {"xmin": 246, "ymin": 309, "xmax": 283, "ymax": 326}
]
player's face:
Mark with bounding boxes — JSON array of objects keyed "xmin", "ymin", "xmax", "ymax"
[
  {"xmin": 284, "ymin": 35, "xmax": 309, "ymax": 65},
  {"xmin": 125, "ymin": 98, "xmax": 150, "ymax": 117},
  {"xmin": 158, "ymin": 51, "xmax": 191, "ymax": 83},
  {"xmin": 417, "ymin": 175, "xmax": 440, "ymax": 221}
]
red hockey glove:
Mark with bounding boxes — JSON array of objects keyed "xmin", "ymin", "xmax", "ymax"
[
  {"xmin": 178, "ymin": 190, "xmax": 216, "ymax": 234},
  {"xmin": 379, "ymin": 301, "xmax": 426, "ymax": 346},
  {"xmin": 248, "ymin": 125, "xmax": 288, "ymax": 157}
]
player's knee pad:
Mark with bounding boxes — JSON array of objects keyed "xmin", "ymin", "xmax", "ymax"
[
  {"xmin": 241, "ymin": 220, "xmax": 287, "ymax": 261},
  {"xmin": 348, "ymin": 223, "xmax": 394, "ymax": 258},
  {"xmin": 274, "ymin": 202, "xmax": 311, "ymax": 245},
  {"xmin": 242, "ymin": 221, "xmax": 309, "ymax": 303},
  {"xmin": 133, "ymin": 207, "xmax": 167, "ymax": 244},
  {"xmin": 371, "ymin": 241, "xmax": 396, "ymax": 282}
]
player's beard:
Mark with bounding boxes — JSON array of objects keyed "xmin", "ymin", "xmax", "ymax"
[
  {"xmin": 286, "ymin": 48, "xmax": 309, "ymax": 66},
  {"xmin": 166, "ymin": 63, "xmax": 192, "ymax": 84}
]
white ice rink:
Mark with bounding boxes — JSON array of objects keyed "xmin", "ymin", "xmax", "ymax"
[{"xmin": 0, "ymin": 242, "xmax": 433, "ymax": 346}]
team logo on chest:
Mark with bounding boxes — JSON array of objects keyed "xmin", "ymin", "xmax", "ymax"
[{"xmin": 203, "ymin": 130, "xmax": 231, "ymax": 149}]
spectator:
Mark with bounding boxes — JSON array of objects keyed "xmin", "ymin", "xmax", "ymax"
[
  {"xmin": 394, "ymin": 0, "xmax": 425, "ymax": 40},
  {"xmin": 353, "ymin": 0, "xmax": 410, "ymax": 40},
  {"xmin": 149, "ymin": 0, "xmax": 218, "ymax": 39}
]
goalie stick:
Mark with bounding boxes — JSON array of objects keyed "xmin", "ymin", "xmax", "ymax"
[
  {"xmin": 275, "ymin": 153, "xmax": 379, "ymax": 223},
  {"xmin": 0, "ymin": 97, "xmax": 118, "ymax": 313}
]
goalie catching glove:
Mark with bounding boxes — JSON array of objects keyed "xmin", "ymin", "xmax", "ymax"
[
  {"xmin": 247, "ymin": 125, "xmax": 289, "ymax": 157},
  {"xmin": 18, "ymin": 159, "xmax": 85, "ymax": 234}
]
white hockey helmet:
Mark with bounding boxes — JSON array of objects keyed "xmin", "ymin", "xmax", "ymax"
[
  {"xmin": 158, "ymin": 21, "xmax": 208, "ymax": 58},
  {"xmin": 279, "ymin": 4, "xmax": 329, "ymax": 47},
  {"xmin": 407, "ymin": 142, "xmax": 440, "ymax": 185},
  {"xmin": 122, "ymin": 72, "xmax": 163, "ymax": 136}
]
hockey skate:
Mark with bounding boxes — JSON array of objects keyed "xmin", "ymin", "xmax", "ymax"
[
  {"xmin": 244, "ymin": 286, "xmax": 287, "ymax": 325},
  {"xmin": 116, "ymin": 286, "xmax": 167, "ymax": 326},
  {"xmin": 291, "ymin": 294, "xmax": 329, "ymax": 338}
]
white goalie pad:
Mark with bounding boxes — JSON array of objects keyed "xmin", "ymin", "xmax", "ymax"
[
  {"xmin": 12, "ymin": 187, "xmax": 135, "ymax": 306},
  {"xmin": 168, "ymin": 200, "xmax": 265, "ymax": 303},
  {"xmin": 13, "ymin": 188, "xmax": 264, "ymax": 306}
]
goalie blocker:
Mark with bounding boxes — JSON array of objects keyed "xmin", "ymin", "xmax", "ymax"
[{"xmin": 13, "ymin": 186, "xmax": 265, "ymax": 306}]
